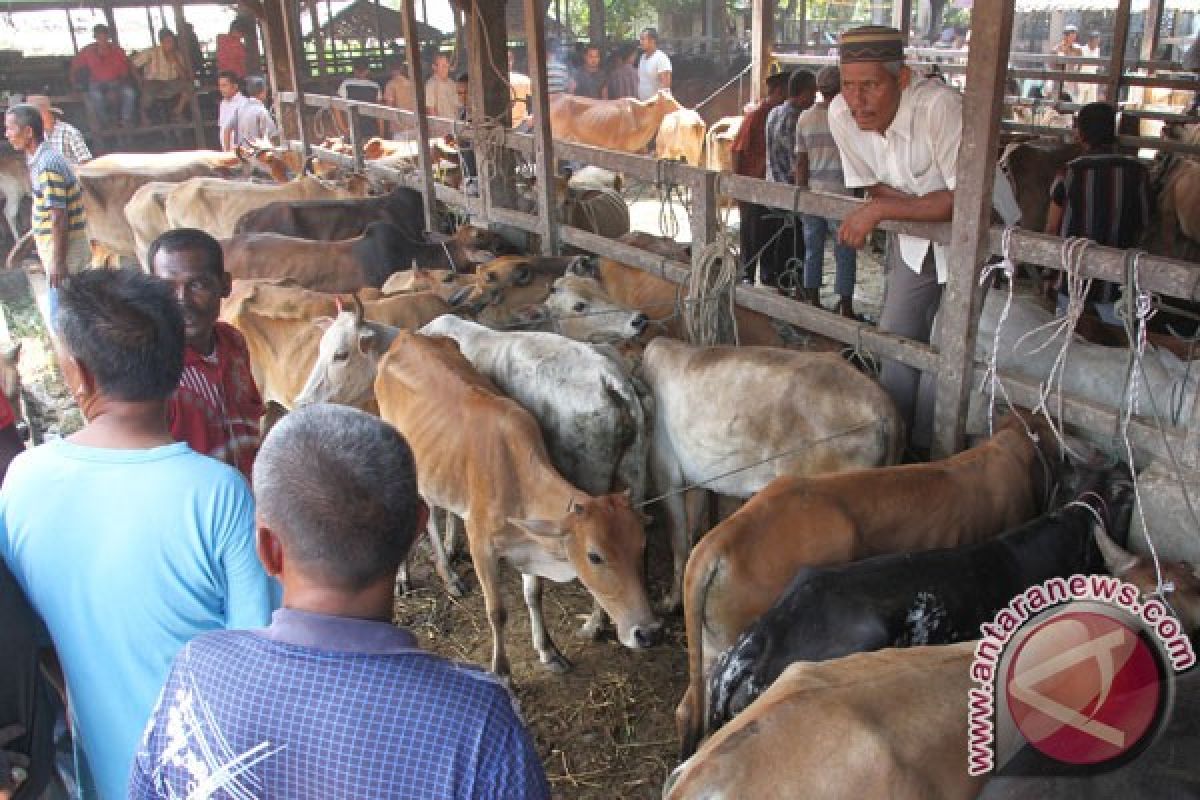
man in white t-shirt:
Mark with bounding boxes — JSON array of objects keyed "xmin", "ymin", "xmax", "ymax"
[
  {"xmin": 216, "ymin": 70, "xmax": 248, "ymax": 151},
  {"xmin": 637, "ymin": 28, "xmax": 672, "ymax": 100}
]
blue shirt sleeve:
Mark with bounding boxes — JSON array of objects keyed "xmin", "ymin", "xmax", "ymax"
[{"xmin": 215, "ymin": 479, "xmax": 275, "ymax": 629}]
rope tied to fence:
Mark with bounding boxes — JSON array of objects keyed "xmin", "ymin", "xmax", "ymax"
[
  {"xmin": 684, "ymin": 201, "xmax": 740, "ymax": 347},
  {"xmin": 978, "ymin": 227, "xmax": 1019, "ymax": 436}
]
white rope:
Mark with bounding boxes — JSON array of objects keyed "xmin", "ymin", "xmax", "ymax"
[
  {"xmin": 978, "ymin": 227, "xmax": 1018, "ymax": 436},
  {"xmin": 684, "ymin": 202, "xmax": 740, "ymax": 346}
]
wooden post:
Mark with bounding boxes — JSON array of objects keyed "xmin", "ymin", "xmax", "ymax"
[
  {"xmin": 524, "ymin": 0, "xmax": 559, "ymax": 254},
  {"xmin": 893, "ymin": 0, "xmax": 912, "ymax": 41},
  {"xmin": 171, "ymin": 2, "xmax": 205, "ymax": 148},
  {"xmin": 690, "ymin": 168, "xmax": 719, "ymax": 278},
  {"xmin": 65, "ymin": 8, "xmax": 80, "ymax": 54},
  {"xmin": 1106, "ymin": 0, "xmax": 1133, "ymax": 103},
  {"xmin": 374, "ymin": 0, "xmax": 387, "ymax": 66},
  {"xmin": 262, "ymin": 0, "xmax": 307, "ymax": 148},
  {"xmin": 751, "ymin": 0, "xmax": 775, "ymax": 103},
  {"xmin": 797, "ymin": 0, "xmax": 807, "ymax": 53},
  {"xmin": 465, "ymin": 0, "xmax": 514, "ymax": 211},
  {"xmin": 1140, "ymin": 0, "xmax": 1165, "ymax": 64},
  {"xmin": 309, "ymin": 1, "xmax": 327, "ymax": 75},
  {"xmin": 931, "ymin": 0, "xmax": 1015, "ymax": 458},
  {"xmin": 402, "ymin": 0, "xmax": 438, "ymax": 232},
  {"xmin": 102, "ymin": 2, "xmax": 119, "ymax": 45}
]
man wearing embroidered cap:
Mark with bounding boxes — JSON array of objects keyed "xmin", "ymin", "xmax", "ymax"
[{"xmin": 828, "ymin": 25, "xmax": 959, "ymax": 448}]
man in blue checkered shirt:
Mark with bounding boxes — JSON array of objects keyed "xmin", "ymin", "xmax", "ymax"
[{"xmin": 130, "ymin": 404, "xmax": 550, "ymax": 799}]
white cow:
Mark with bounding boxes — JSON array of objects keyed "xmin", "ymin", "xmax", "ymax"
[
  {"xmin": 973, "ymin": 290, "xmax": 1198, "ymax": 439},
  {"xmin": 419, "ymin": 315, "xmax": 649, "ymax": 505},
  {"xmin": 640, "ymin": 338, "xmax": 904, "ymax": 611}
]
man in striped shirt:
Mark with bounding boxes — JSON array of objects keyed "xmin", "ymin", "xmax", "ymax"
[
  {"xmin": 795, "ymin": 66, "xmax": 858, "ymax": 317},
  {"xmin": 4, "ymin": 104, "xmax": 90, "ymax": 309},
  {"xmin": 149, "ymin": 228, "xmax": 264, "ymax": 481},
  {"xmin": 1044, "ymin": 102, "xmax": 1149, "ymax": 325}
]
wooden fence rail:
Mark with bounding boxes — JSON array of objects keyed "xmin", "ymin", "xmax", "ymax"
[{"xmin": 275, "ymin": 90, "xmax": 1200, "ymax": 468}]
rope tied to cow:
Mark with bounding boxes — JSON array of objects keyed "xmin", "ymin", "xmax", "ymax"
[
  {"xmin": 635, "ymin": 419, "xmax": 882, "ymax": 509},
  {"xmin": 655, "ymin": 159, "xmax": 687, "ymax": 240},
  {"xmin": 1112, "ymin": 249, "xmax": 1200, "ymax": 607}
]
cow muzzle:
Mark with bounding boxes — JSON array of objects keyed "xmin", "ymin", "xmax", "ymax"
[{"xmin": 622, "ymin": 619, "xmax": 663, "ymax": 650}]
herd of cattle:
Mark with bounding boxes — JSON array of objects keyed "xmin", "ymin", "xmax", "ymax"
[{"xmin": 1, "ymin": 140, "xmax": 1199, "ymax": 796}]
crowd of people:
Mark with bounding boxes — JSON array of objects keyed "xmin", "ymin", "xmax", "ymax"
[{"xmin": 0, "ymin": 19, "xmax": 1159, "ymax": 797}]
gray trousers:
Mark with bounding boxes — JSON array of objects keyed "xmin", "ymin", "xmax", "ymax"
[{"xmin": 879, "ymin": 236, "xmax": 943, "ymax": 447}]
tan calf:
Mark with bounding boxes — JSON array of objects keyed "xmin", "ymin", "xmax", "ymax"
[
  {"xmin": 221, "ymin": 280, "xmax": 448, "ymax": 412},
  {"xmin": 373, "ymin": 332, "xmax": 661, "ymax": 679},
  {"xmin": 676, "ymin": 411, "xmax": 1058, "ymax": 757},
  {"xmin": 666, "ymin": 644, "xmax": 982, "ymax": 800}
]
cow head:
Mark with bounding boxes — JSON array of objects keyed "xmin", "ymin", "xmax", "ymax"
[
  {"xmin": 544, "ymin": 275, "xmax": 649, "ymax": 341},
  {"xmin": 1093, "ymin": 522, "xmax": 1200, "ymax": 637},
  {"xmin": 510, "ymin": 491, "xmax": 661, "ymax": 650},
  {"xmin": 294, "ymin": 295, "xmax": 386, "ymax": 410}
]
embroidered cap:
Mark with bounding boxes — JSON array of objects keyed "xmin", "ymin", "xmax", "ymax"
[{"xmin": 839, "ymin": 25, "xmax": 905, "ymax": 64}]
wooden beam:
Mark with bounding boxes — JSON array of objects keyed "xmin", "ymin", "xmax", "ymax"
[
  {"xmin": 262, "ymin": 0, "xmax": 306, "ymax": 147},
  {"xmin": 65, "ymin": 8, "xmax": 79, "ymax": 54},
  {"xmin": 170, "ymin": 2, "xmax": 205, "ymax": 149},
  {"xmin": 751, "ymin": 0, "xmax": 774, "ymax": 103},
  {"xmin": 893, "ymin": 0, "xmax": 912, "ymax": 40},
  {"xmin": 465, "ymin": 0, "xmax": 514, "ymax": 212},
  {"xmin": 1106, "ymin": 0, "xmax": 1133, "ymax": 102},
  {"xmin": 1140, "ymin": 0, "xmax": 1165, "ymax": 64},
  {"xmin": 932, "ymin": 0, "xmax": 1015, "ymax": 458},
  {"xmin": 523, "ymin": 0, "xmax": 559, "ymax": 253},
  {"xmin": 401, "ymin": 0, "xmax": 438, "ymax": 231}
]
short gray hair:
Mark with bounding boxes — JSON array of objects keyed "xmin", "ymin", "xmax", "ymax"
[
  {"xmin": 254, "ymin": 404, "xmax": 421, "ymax": 590},
  {"xmin": 5, "ymin": 104, "xmax": 42, "ymax": 141}
]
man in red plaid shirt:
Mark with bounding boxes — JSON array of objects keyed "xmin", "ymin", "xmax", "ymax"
[{"xmin": 149, "ymin": 229, "xmax": 263, "ymax": 480}]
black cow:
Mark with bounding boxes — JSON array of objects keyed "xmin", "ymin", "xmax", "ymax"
[
  {"xmin": 233, "ymin": 186, "xmax": 426, "ymax": 240},
  {"xmin": 706, "ymin": 475, "xmax": 1135, "ymax": 736}
]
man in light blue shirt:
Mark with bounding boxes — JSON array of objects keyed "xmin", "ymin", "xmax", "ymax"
[{"xmin": 0, "ymin": 268, "xmax": 273, "ymax": 799}]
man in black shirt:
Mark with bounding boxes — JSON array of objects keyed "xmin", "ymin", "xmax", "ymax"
[{"xmin": 571, "ymin": 44, "xmax": 608, "ymax": 99}]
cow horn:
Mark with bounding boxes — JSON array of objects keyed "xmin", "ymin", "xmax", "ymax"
[
  {"xmin": 1092, "ymin": 522, "xmax": 1140, "ymax": 577},
  {"xmin": 351, "ymin": 293, "xmax": 366, "ymax": 324}
]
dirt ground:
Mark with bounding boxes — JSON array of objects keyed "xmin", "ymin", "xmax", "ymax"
[
  {"xmin": 394, "ymin": 525, "xmax": 688, "ymax": 799},
  {"xmin": 0, "ymin": 266, "xmax": 83, "ymax": 441}
]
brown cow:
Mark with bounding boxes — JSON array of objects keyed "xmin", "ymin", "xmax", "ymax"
[
  {"xmin": 567, "ymin": 233, "xmax": 786, "ymax": 346},
  {"xmin": 998, "ymin": 139, "xmax": 1080, "ymax": 233},
  {"xmin": 377, "ymin": 332, "xmax": 660, "ymax": 678},
  {"xmin": 666, "ymin": 644, "xmax": 983, "ymax": 800},
  {"xmin": 676, "ymin": 410, "xmax": 1058, "ymax": 757},
  {"xmin": 550, "ymin": 90, "xmax": 683, "ymax": 154},
  {"xmin": 657, "ymin": 109, "xmax": 707, "ymax": 166},
  {"xmin": 0, "ymin": 151, "xmax": 31, "ymax": 246},
  {"xmin": 221, "ymin": 222, "xmax": 424, "ymax": 292}
]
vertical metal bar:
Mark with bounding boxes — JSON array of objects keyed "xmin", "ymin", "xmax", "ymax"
[
  {"xmin": 402, "ymin": 0, "xmax": 438, "ymax": 232},
  {"xmin": 524, "ymin": 0, "xmax": 559, "ymax": 253},
  {"xmin": 931, "ymin": 0, "xmax": 1016, "ymax": 458}
]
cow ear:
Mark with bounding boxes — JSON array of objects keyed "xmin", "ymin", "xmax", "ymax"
[
  {"xmin": 357, "ymin": 328, "xmax": 377, "ymax": 354},
  {"xmin": 508, "ymin": 518, "xmax": 568, "ymax": 540},
  {"xmin": 313, "ymin": 316, "xmax": 335, "ymax": 331}
]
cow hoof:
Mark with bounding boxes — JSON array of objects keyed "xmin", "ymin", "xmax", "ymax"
[
  {"xmin": 540, "ymin": 653, "xmax": 572, "ymax": 673},
  {"xmin": 576, "ymin": 620, "xmax": 605, "ymax": 640}
]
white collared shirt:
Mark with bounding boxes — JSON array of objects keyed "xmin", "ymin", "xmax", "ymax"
[{"xmin": 828, "ymin": 77, "xmax": 962, "ymax": 281}]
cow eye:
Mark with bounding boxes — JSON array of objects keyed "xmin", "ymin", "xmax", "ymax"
[
  {"xmin": 572, "ymin": 302, "xmax": 587, "ymax": 313},
  {"xmin": 587, "ymin": 551, "xmax": 604, "ymax": 566},
  {"xmin": 332, "ymin": 351, "xmax": 349, "ymax": 363}
]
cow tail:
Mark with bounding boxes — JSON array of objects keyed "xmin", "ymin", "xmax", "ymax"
[{"xmin": 680, "ymin": 551, "xmax": 721, "ymax": 760}]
